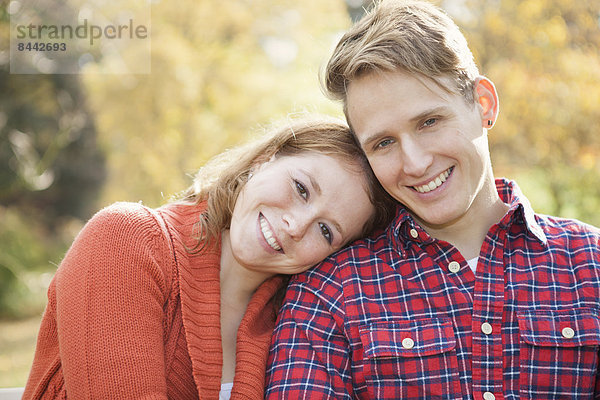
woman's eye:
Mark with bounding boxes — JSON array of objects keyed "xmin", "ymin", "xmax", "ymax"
[
  {"xmin": 295, "ymin": 180, "xmax": 308, "ymax": 200},
  {"xmin": 319, "ymin": 222, "xmax": 332, "ymax": 244}
]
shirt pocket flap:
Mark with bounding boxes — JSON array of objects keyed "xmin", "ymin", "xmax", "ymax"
[
  {"xmin": 359, "ymin": 318, "xmax": 456, "ymax": 358},
  {"xmin": 517, "ymin": 308, "xmax": 600, "ymax": 347}
]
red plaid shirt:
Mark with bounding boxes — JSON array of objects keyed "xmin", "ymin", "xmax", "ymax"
[{"xmin": 266, "ymin": 179, "xmax": 600, "ymax": 399}]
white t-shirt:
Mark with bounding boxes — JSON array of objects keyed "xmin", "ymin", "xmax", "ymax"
[
  {"xmin": 466, "ymin": 257, "xmax": 478, "ymax": 273},
  {"xmin": 220, "ymin": 382, "xmax": 233, "ymax": 400}
]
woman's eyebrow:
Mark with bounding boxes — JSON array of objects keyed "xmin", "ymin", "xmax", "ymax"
[
  {"xmin": 302, "ymin": 169, "xmax": 343, "ymax": 238},
  {"xmin": 305, "ymin": 172, "xmax": 321, "ymax": 196}
]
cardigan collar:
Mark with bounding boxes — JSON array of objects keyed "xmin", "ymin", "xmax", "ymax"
[{"xmin": 159, "ymin": 202, "xmax": 285, "ymax": 399}]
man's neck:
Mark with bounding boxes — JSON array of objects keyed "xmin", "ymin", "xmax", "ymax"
[{"xmin": 415, "ymin": 183, "xmax": 509, "ymax": 260}]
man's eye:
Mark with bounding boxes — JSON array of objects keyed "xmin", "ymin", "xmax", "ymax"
[
  {"xmin": 423, "ymin": 118, "xmax": 437, "ymax": 127},
  {"xmin": 295, "ymin": 180, "xmax": 308, "ymax": 200},
  {"xmin": 319, "ymin": 222, "xmax": 332, "ymax": 244},
  {"xmin": 376, "ymin": 139, "xmax": 394, "ymax": 149}
]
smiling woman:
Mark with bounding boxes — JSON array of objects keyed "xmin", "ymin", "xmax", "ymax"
[
  {"xmin": 226, "ymin": 152, "xmax": 374, "ymax": 276},
  {"xmin": 22, "ymin": 115, "xmax": 395, "ymax": 400}
]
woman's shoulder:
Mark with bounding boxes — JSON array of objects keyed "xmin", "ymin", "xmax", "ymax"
[
  {"xmin": 156, "ymin": 201, "xmax": 207, "ymax": 224},
  {"xmin": 77, "ymin": 201, "xmax": 210, "ymax": 275},
  {"xmin": 69, "ymin": 202, "xmax": 177, "ymax": 265},
  {"xmin": 88, "ymin": 201, "xmax": 153, "ymax": 224},
  {"xmin": 90, "ymin": 201, "xmax": 205, "ymax": 227},
  {"xmin": 48, "ymin": 202, "xmax": 178, "ymax": 302},
  {"xmin": 77, "ymin": 202, "xmax": 156, "ymax": 242},
  {"xmin": 155, "ymin": 201, "xmax": 208, "ymax": 247}
]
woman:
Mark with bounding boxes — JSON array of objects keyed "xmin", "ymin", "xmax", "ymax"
[{"xmin": 22, "ymin": 116, "xmax": 395, "ymax": 399}]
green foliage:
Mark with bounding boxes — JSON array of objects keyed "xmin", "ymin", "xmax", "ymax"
[
  {"xmin": 1, "ymin": 0, "xmax": 106, "ymax": 321},
  {"xmin": 458, "ymin": 0, "xmax": 600, "ymax": 226},
  {"xmin": 0, "ymin": 72, "xmax": 107, "ymax": 223},
  {"xmin": 82, "ymin": 0, "xmax": 350, "ymax": 207},
  {"xmin": 0, "ymin": 205, "xmax": 78, "ymax": 318},
  {"xmin": 0, "ymin": 315, "xmax": 42, "ymax": 387},
  {"xmin": 0, "ymin": 0, "xmax": 599, "ymax": 388}
]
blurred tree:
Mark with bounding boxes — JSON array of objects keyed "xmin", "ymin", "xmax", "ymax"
[
  {"xmin": 0, "ymin": 3, "xmax": 106, "ymax": 317},
  {"xmin": 1, "ymin": 0, "xmax": 598, "ymax": 319},
  {"xmin": 0, "ymin": 5, "xmax": 106, "ymax": 224},
  {"xmin": 337, "ymin": 0, "xmax": 600, "ymax": 226},
  {"xmin": 457, "ymin": 0, "xmax": 600, "ymax": 225},
  {"xmin": 82, "ymin": 0, "xmax": 350, "ymax": 207},
  {"xmin": 0, "ymin": 73, "xmax": 106, "ymax": 221}
]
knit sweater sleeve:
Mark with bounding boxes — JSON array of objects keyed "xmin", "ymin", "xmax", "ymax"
[{"xmin": 53, "ymin": 202, "xmax": 174, "ymax": 399}]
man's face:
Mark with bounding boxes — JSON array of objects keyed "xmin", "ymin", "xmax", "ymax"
[{"xmin": 346, "ymin": 70, "xmax": 496, "ymax": 232}]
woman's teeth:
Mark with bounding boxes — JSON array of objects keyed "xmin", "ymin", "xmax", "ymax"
[
  {"xmin": 414, "ymin": 168, "xmax": 452, "ymax": 193},
  {"xmin": 260, "ymin": 215, "xmax": 282, "ymax": 251}
]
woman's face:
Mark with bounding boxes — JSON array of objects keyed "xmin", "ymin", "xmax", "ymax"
[{"xmin": 227, "ymin": 152, "xmax": 374, "ymax": 275}]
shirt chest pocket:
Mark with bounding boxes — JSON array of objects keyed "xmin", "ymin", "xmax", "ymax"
[
  {"xmin": 517, "ymin": 308, "xmax": 600, "ymax": 399},
  {"xmin": 358, "ymin": 319, "xmax": 462, "ymax": 400}
]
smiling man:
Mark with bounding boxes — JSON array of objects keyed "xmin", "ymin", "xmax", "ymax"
[
  {"xmin": 266, "ymin": 1, "xmax": 600, "ymax": 399},
  {"xmin": 346, "ymin": 70, "xmax": 508, "ymax": 261}
]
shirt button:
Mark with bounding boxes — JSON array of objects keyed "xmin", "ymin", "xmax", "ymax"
[
  {"xmin": 409, "ymin": 228, "xmax": 418, "ymax": 238},
  {"xmin": 483, "ymin": 392, "xmax": 496, "ymax": 400},
  {"xmin": 448, "ymin": 261, "xmax": 460, "ymax": 273},
  {"xmin": 562, "ymin": 327, "xmax": 575, "ymax": 339},
  {"xmin": 481, "ymin": 322, "xmax": 493, "ymax": 335},
  {"xmin": 402, "ymin": 337, "xmax": 415, "ymax": 349}
]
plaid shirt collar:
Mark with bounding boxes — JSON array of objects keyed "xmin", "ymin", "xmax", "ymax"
[{"xmin": 388, "ymin": 178, "xmax": 548, "ymax": 252}]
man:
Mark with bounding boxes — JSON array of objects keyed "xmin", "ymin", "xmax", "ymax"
[{"xmin": 265, "ymin": 0, "xmax": 600, "ymax": 399}]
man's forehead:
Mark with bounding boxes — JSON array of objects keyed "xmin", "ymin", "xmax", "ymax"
[{"xmin": 346, "ymin": 72, "xmax": 455, "ymax": 126}]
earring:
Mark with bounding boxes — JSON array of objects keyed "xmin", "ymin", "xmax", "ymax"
[
  {"xmin": 487, "ymin": 120, "xmax": 493, "ymax": 126},
  {"xmin": 248, "ymin": 172, "xmax": 253, "ymax": 180}
]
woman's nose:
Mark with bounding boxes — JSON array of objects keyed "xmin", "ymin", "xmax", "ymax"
[{"xmin": 282, "ymin": 211, "xmax": 311, "ymax": 240}]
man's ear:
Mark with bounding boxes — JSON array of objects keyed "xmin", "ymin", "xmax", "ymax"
[{"xmin": 474, "ymin": 76, "xmax": 499, "ymax": 128}]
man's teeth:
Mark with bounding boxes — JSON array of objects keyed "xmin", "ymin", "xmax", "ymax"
[
  {"xmin": 260, "ymin": 216, "xmax": 282, "ymax": 251},
  {"xmin": 414, "ymin": 168, "xmax": 452, "ymax": 193}
]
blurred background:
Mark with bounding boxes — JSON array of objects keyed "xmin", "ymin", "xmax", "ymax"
[{"xmin": 1, "ymin": 0, "xmax": 599, "ymax": 388}]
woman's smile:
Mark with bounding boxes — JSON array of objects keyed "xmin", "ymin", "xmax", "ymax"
[
  {"xmin": 259, "ymin": 213, "xmax": 283, "ymax": 252},
  {"xmin": 226, "ymin": 152, "xmax": 374, "ymax": 275}
]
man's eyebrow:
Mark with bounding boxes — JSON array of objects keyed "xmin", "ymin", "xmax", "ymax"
[
  {"xmin": 409, "ymin": 106, "xmax": 450, "ymax": 124},
  {"xmin": 360, "ymin": 131, "xmax": 389, "ymax": 148}
]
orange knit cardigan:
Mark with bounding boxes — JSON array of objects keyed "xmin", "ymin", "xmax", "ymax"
[{"xmin": 23, "ymin": 201, "xmax": 285, "ymax": 399}]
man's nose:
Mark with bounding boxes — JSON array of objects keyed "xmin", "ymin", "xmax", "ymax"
[{"xmin": 400, "ymin": 136, "xmax": 433, "ymax": 177}]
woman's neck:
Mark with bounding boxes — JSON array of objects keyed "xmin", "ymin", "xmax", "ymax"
[
  {"xmin": 219, "ymin": 230, "xmax": 273, "ymax": 304},
  {"xmin": 219, "ymin": 230, "xmax": 274, "ymax": 384}
]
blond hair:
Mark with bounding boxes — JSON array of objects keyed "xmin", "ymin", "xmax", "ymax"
[
  {"xmin": 179, "ymin": 115, "xmax": 395, "ymax": 251},
  {"xmin": 324, "ymin": 0, "xmax": 479, "ymax": 115}
]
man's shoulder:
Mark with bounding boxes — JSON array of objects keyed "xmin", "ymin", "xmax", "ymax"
[
  {"xmin": 330, "ymin": 227, "xmax": 394, "ymax": 262},
  {"xmin": 536, "ymin": 213, "xmax": 600, "ymax": 239},
  {"xmin": 292, "ymin": 227, "xmax": 396, "ymax": 286},
  {"xmin": 533, "ymin": 213, "xmax": 600, "ymax": 255}
]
